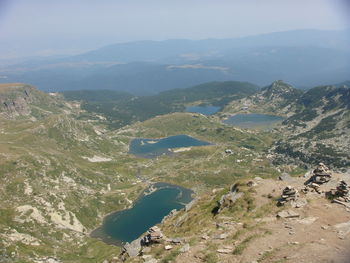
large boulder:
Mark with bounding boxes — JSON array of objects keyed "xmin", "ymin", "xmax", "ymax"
[
  {"xmin": 142, "ymin": 226, "xmax": 163, "ymax": 245},
  {"xmin": 123, "ymin": 238, "xmax": 142, "ymax": 257}
]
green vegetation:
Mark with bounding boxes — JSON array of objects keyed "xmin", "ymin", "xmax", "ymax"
[
  {"xmin": 63, "ymin": 81, "xmax": 258, "ymax": 128},
  {"xmin": 1, "ymin": 80, "xmax": 349, "ymax": 262}
]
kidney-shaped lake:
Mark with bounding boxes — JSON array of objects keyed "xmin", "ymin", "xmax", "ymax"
[
  {"xmin": 129, "ymin": 134, "xmax": 211, "ymax": 158},
  {"xmin": 223, "ymin": 113, "xmax": 284, "ymax": 128}
]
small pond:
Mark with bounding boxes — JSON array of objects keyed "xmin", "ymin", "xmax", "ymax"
[
  {"xmin": 223, "ymin": 113, "xmax": 284, "ymax": 128},
  {"xmin": 90, "ymin": 183, "xmax": 193, "ymax": 245},
  {"xmin": 185, "ymin": 105, "xmax": 220, "ymax": 115},
  {"xmin": 129, "ymin": 134, "xmax": 211, "ymax": 158}
]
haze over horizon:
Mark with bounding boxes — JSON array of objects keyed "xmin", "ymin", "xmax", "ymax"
[{"xmin": 0, "ymin": 0, "xmax": 349, "ymax": 59}]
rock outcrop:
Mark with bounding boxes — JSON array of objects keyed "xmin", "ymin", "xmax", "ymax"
[
  {"xmin": 142, "ymin": 226, "xmax": 163, "ymax": 245},
  {"xmin": 122, "ymin": 238, "xmax": 142, "ymax": 258},
  {"xmin": 216, "ymin": 183, "xmax": 243, "ymax": 213},
  {"xmin": 121, "ymin": 226, "xmax": 164, "ymax": 259}
]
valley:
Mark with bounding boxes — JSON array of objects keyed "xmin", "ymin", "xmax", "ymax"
[
  {"xmin": 2, "ymin": 2, "xmax": 349, "ymax": 262},
  {"xmin": 0, "ymin": 79, "xmax": 349, "ymax": 263}
]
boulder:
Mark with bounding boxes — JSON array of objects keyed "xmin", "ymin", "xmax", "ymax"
[
  {"xmin": 277, "ymin": 210, "xmax": 300, "ymax": 219},
  {"xmin": 214, "ymin": 233, "xmax": 228, "ymax": 240},
  {"xmin": 164, "ymin": 245, "xmax": 173, "ymax": 250},
  {"xmin": 179, "ymin": 243, "xmax": 190, "ymax": 253},
  {"xmin": 279, "ymin": 173, "xmax": 293, "ymax": 182},
  {"xmin": 123, "ymin": 238, "xmax": 142, "ymax": 257},
  {"xmin": 201, "ymin": 234, "xmax": 209, "ymax": 240},
  {"xmin": 142, "ymin": 226, "xmax": 163, "ymax": 245},
  {"xmin": 217, "ymin": 183, "xmax": 243, "ymax": 212},
  {"xmin": 217, "ymin": 248, "xmax": 234, "ymax": 254},
  {"xmin": 166, "ymin": 237, "xmax": 182, "ymax": 244}
]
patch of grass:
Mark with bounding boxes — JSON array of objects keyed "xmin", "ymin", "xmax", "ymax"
[
  {"xmin": 160, "ymin": 249, "xmax": 181, "ymax": 263},
  {"xmin": 204, "ymin": 252, "xmax": 219, "ymax": 263},
  {"xmin": 233, "ymin": 234, "xmax": 258, "ymax": 255}
]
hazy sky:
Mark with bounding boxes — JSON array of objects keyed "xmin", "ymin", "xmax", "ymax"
[{"xmin": 0, "ymin": 0, "xmax": 349, "ymax": 58}]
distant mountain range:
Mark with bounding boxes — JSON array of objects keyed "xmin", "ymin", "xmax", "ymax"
[{"xmin": 0, "ymin": 29, "xmax": 349, "ymax": 94}]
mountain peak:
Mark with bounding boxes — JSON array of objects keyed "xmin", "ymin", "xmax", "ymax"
[
  {"xmin": 261, "ymin": 80, "xmax": 302, "ymax": 102},
  {"xmin": 263, "ymin": 80, "xmax": 293, "ymax": 91}
]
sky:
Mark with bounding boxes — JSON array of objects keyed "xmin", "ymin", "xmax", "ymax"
[{"xmin": 0, "ymin": 0, "xmax": 349, "ymax": 59}]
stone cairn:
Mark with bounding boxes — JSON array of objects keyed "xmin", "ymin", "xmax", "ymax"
[
  {"xmin": 277, "ymin": 186, "xmax": 298, "ymax": 206},
  {"xmin": 328, "ymin": 180, "xmax": 350, "ymax": 203},
  {"xmin": 304, "ymin": 163, "xmax": 332, "ymax": 193}
]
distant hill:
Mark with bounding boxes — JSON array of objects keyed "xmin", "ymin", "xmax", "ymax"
[
  {"xmin": 273, "ymin": 85, "xmax": 350, "ymax": 168},
  {"xmin": 0, "ymin": 83, "xmax": 68, "ymax": 119},
  {"xmin": 63, "ymin": 89, "xmax": 132, "ymax": 103},
  {"xmin": 63, "ymin": 81, "xmax": 259, "ymax": 128},
  {"xmin": 223, "ymin": 80, "xmax": 303, "ymax": 116}
]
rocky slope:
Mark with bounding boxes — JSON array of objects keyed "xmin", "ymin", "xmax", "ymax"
[
  {"xmin": 0, "ymin": 83, "xmax": 71, "ymax": 120},
  {"xmin": 223, "ymin": 80, "xmax": 303, "ymax": 117},
  {"xmin": 0, "ymin": 84, "xmax": 140, "ymax": 262},
  {"xmin": 273, "ymin": 84, "xmax": 350, "ymax": 169},
  {"xmin": 222, "ymin": 81, "xmax": 350, "ymax": 169},
  {"xmin": 114, "ymin": 164, "xmax": 350, "ymax": 263},
  {"xmin": 1, "ymin": 81, "xmax": 349, "ymax": 263},
  {"xmin": 0, "ymin": 84, "xmax": 279, "ymax": 262}
]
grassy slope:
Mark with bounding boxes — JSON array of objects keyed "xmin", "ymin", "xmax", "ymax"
[
  {"xmin": 63, "ymin": 81, "xmax": 259, "ymax": 128},
  {"xmin": 1, "ymin": 106, "xmax": 281, "ymax": 262}
]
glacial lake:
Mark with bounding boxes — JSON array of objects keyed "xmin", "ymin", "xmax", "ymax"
[
  {"xmin": 129, "ymin": 134, "xmax": 211, "ymax": 158},
  {"xmin": 223, "ymin": 113, "xmax": 284, "ymax": 128},
  {"xmin": 90, "ymin": 183, "xmax": 193, "ymax": 244},
  {"xmin": 186, "ymin": 105, "xmax": 220, "ymax": 115}
]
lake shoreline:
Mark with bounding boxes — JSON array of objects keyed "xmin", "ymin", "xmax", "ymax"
[{"xmin": 90, "ymin": 182, "xmax": 194, "ymax": 246}]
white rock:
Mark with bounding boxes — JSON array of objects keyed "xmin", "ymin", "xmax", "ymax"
[{"xmin": 164, "ymin": 245, "xmax": 173, "ymax": 250}]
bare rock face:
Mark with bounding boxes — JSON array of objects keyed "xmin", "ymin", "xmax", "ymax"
[{"xmin": 0, "ymin": 89, "xmax": 32, "ymax": 118}]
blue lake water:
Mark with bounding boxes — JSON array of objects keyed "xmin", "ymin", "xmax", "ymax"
[
  {"xmin": 129, "ymin": 135, "xmax": 211, "ymax": 158},
  {"xmin": 223, "ymin": 113, "xmax": 284, "ymax": 128},
  {"xmin": 90, "ymin": 183, "xmax": 193, "ymax": 245},
  {"xmin": 186, "ymin": 105, "xmax": 220, "ymax": 115}
]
